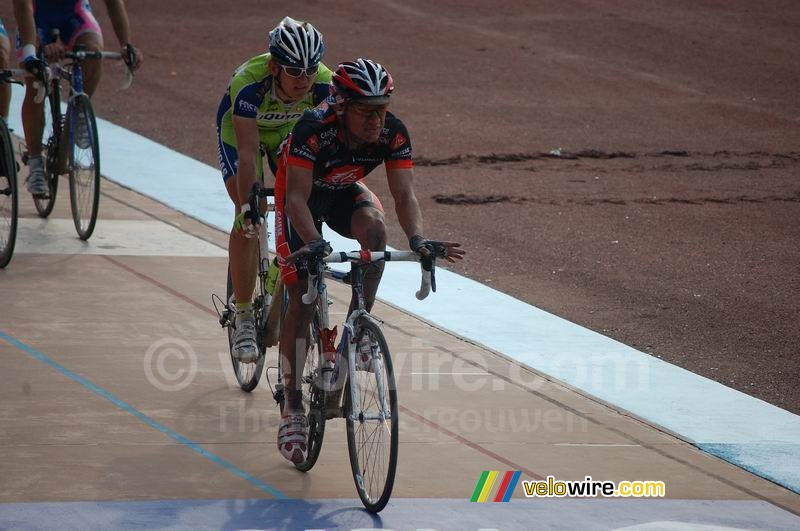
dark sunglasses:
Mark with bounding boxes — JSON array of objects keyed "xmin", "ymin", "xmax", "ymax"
[{"xmin": 280, "ymin": 64, "xmax": 319, "ymax": 78}]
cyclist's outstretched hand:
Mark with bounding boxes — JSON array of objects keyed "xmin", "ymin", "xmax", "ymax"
[
  {"xmin": 410, "ymin": 235, "xmax": 465, "ymax": 263},
  {"xmin": 285, "ymin": 238, "xmax": 332, "ymax": 265},
  {"xmin": 122, "ymin": 43, "xmax": 143, "ymax": 71},
  {"xmin": 233, "ymin": 205, "xmax": 260, "ymax": 239}
]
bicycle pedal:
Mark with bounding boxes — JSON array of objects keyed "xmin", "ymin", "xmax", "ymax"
[{"xmin": 273, "ymin": 383, "xmax": 285, "ymax": 405}]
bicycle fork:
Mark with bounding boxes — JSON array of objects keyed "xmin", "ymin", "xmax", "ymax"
[{"xmin": 343, "ymin": 311, "xmax": 391, "ymax": 424}]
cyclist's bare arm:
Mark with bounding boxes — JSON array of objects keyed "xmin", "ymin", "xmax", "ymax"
[
  {"xmin": 387, "ymin": 166, "xmax": 465, "ymax": 262},
  {"xmin": 13, "ymin": 0, "xmax": 48, "ymax": 99},
  {"xmin": 12, "ymin": 0, "xmax": 37, "ymax": 52},
  {"xmin": 102, "ymin": 0, "xmax": 143, "ymax": 69},
  {"xmin": 386, "ymin": 166, "xmax": 424, "ymax": 242},
  {"xmin": 285, "ymin": 164, "xmax": 324, "ymax": 243}
]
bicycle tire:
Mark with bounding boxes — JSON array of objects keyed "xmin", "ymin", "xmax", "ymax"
[
  {"xmin": 294, "ymin": 310, "xmax": 327, "ymax": 472},
  {"xmin": 34, "ymin": 97, "xmax": 60, "ymax": 218},
  {"xmin": 0, "ymin": 119, "xmax": 18, "ymax": 268},
  {"xmin": 225, "ymin": 264, "xmax": 266, "ymax": 392},
  {"xmin": 344, "ymin": 317, "xmax": 398, "ymax": 513},
  {"xmin": 68, "ymin": 94, "xmax": 100, "ymax": 240}
]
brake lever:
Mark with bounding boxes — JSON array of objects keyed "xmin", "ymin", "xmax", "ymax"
[
  {"xmin": 247, "ymin": 182, "xmax": 264, "ymax": 225},
  {"xmin": 120, "ymin": 44, "xmax": 136, "ymax": 90},
  {"xmin": 420, "ymin": 254, "xmax": 437, "ymax": 293},
  {"xmin": 120, "ymin": 68, "xmax": 134, "ymax": 90},
  {"xmin": 430, "ymin": 242, "xmax": 449, "ymax": 293}
]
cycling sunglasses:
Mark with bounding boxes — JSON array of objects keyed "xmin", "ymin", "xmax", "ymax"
[{"xmin": 280, "ymin": 64, "xmax": 319, "ymax": 78}]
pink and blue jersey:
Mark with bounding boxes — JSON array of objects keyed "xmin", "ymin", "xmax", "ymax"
[{"xmin": 23, "ymin": 0, "xmax": 102, "ymax": 48}]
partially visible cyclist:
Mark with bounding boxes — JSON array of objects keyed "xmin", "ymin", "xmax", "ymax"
[
  {"xmin": 0, "ymin": 18, "xmax": 12, "ymax": 126},
  {"xmin": 12, "ymin": 0, "xmax": 143, "ymax": 196},
  {"xmin": 273, "ymin": 58, "xmax": 465, "ymax": 464},
  {"xmin": 217, "ymin": 16, "xmax": 331, "ymax": 365},
  {"xmin": 7, "ymin": 6, "xmax": 49, "ymax": 112}
]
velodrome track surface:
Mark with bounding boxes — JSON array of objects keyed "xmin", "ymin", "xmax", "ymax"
[
  {"xmin": 64, "ymin": 0, "xmax": 800, "ymax": 414},
  {"xmin": 2, "ymin": 1, "xmax": 800, "ymax": 529},
  {"xmin": 1, "ymin": 170, "xmax": 798, "ymax": 527}
]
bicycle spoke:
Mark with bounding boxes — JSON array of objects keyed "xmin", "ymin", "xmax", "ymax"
[
  {"xmin": 346, "ymin": 319, "xmax": 397, "ymax": 511},
  {"xmin": 0, "ymin": 119, "xmax": 18, "ymax": 268},
  {"xmin": 224, "ymin": 264, "xmax": 266, "ymax": 392},
  {"xmin": 34, "ymin": 94, "xmax": 59, "ymax": 217},
  {"xmin": 293, "ymin": 312, "xmax": 327, "ymax": 472},
  {"xmin": 73, "ymin": 149, "xmax": 95, "ymax": 229},
  {"xmin": 357, "ymin": 419, "xmax": 388, "ymax": 500},
  {"xmin": 68, "ymin": 94, "xmax": 100, "ymax": 239}
]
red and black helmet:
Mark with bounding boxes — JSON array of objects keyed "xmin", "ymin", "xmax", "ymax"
[{"xmin": 331, "ymin": 58, "xmax": 393, "ymax": 105}]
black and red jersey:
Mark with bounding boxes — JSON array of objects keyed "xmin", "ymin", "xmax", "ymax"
[{"xmin": 281, "ymin": 100, "xmax": 413, "ymax": 190}]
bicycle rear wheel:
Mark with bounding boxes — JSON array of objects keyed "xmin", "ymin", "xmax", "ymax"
[
  {"xmin": 295, "ymin": 311, "xmax": 327, "ymax": 472},
  {"xmin": 34, "ymin": 97, "xmax": 60, "ymax": 218},
  {"xmin": 68, "ymin": 94, "xmax": 100, "ymax": 240},
  {"xmin": 0, "ymin": 119, "xmax": 18, "ymax": 269},
  {"xmin": 225, "ymin": 264, "xmax": 267, "ymax": 392},
  {"xmin": 345, "ymin": 317, "xmax": 398, "ymax": 513}
]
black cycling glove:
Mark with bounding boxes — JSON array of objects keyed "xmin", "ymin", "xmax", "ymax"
[
  {"xmin": 23, "ymin": 56, "xmax": 47, "ymax": 84},
  {"xmin": 409, "ymin": 235, "xmax": 430, "ymax": 254},
  {"xmin": 123, "ymin": 43, "xmax": 137, "ymax": 69},
  {"xmin": 306, "ymin": 238, "xmax": 332, "ymax": 258}
]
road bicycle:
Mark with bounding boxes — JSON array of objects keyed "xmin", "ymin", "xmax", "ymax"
[
  {"xmin": 0, "ymin": 69, "xmax": 25, "ymax": 268},
  {"xmin": 28, "ymin": 42, "xmax": 133, "ymax": 240},
  {"xmin": 214, "ymin": 181, "xmax": 443, "ymax": 512},
  {"xmin": 272, "ymin": 227, "xmax": 441, "ymax": 513}
]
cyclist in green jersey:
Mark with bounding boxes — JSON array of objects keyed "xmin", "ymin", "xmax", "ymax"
[{"xmin": 216, "ymin": 16, "xmax": 331, "ymax": 363}]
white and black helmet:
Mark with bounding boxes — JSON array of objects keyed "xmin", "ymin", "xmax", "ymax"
[
  {"xmin": 332, "ymin": 58, "xmax": 394, "ymax": 105},
  {"xmin": 268, "ymin": 16, "xmax": 324, "ymax": 68}
]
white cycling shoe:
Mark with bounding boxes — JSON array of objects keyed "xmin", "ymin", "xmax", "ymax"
[
  {"xmin": 26, "ymin": 160, "xmax": 48, "ymax": 197},
  {"xmin": 231, "ymin": 310, "xmax": 258, "ymax": 363},
  {"xmin": 278, "ymin": 413, "xmax": 308, "ymax": 464}
]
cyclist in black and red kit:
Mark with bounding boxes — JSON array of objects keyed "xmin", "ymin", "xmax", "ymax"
[{"xmin": 270, "ymin": 58, "xmax": 464, "ymax": 464}]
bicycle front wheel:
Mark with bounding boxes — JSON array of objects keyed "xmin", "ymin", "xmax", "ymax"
[
  {"xmin": 225, "ymin": 264, "xmax": 267, "ymax": 392},
  {"xmin": 68, "ymin": 94, "xmax": 100, "ymax": 240},
  {"xmin": 344, "ymin": 317, "xmax": 398, "ymax": 513},
  {"xmin": 0, "ymin": 119, "xmax": 18, "ymax": 268}
]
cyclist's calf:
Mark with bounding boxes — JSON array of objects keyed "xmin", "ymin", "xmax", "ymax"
[
  {"xmin": 349, "ymin": 208, "xmax": 387, "ymax": 312},
  {"xmin": 281, "ymin": 280, "xmax": 319, "ymax": 394}
]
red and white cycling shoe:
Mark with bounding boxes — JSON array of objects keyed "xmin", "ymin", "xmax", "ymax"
[{"xmin": 277, "ymin": 413, "xmax": 309, "ymax": 464}]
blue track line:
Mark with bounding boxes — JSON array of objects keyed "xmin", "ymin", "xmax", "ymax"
[{"xmin": 0, "ymin": 330, "xmax": 288, "ymax": 500}]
